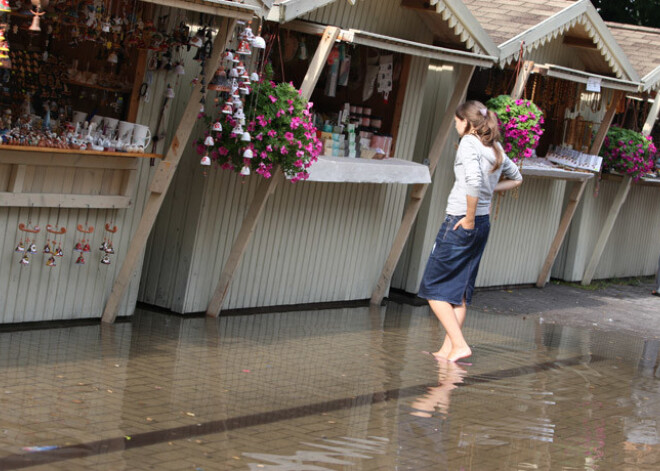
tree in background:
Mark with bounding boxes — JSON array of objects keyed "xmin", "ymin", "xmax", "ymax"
[{"xmin": 591, "ymin": 0, "xmax": 660, "ymax": 28}]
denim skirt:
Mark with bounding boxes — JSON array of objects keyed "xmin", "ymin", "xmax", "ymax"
[{"xmin": 418, "ymin": 214, "xmax": 490, "ymax": 306}]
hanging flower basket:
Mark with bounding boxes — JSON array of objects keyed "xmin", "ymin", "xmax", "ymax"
[
  {"xmin": 196, "ymin": 66, "xmax": 323, "ymax": 182},
  {"xmin": 601, "ymin": 126, "xmax": 657, "ymax": 181},
  {"xmin": 486, "ymin": 95, "xmax": 544, "ymax": 162}
]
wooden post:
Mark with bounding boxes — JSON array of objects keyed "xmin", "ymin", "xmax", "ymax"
[
  {"xmin": 101, "ymin": 18, "xmax": 236, "ymax": 323},
  {"xmin": 370, "ymin": 64, "xmax": 475, "ymax": 306},
  {"xmin": 581, "ymin": 92, "xmax": 660, "ymax": 285},
  {"xmin": 511, "ymin": 61, "xmax": 535, "ymax": 100},
  {"xmin": 536, "ymin": 90, "xmax": 623, "ymax": 288},
  {"xmin": 205, "ymin": 26, "xmax": 341, "ymax": 317}
]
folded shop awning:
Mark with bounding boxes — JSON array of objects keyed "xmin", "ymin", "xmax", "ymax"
[
  {"xmin": 344, "ymin": 29, "xmax": 497, "ymax": 67},
  {"xmin": 139, "ymin": 0, "xmax": 261, "ymax": 20},
  {"xmin": 538, "ymin": 64, "xmax": 640, "ymax": 92},
  {"xmin": 283, "ymin": 21, "xmax": 497, "ymax": 68}
]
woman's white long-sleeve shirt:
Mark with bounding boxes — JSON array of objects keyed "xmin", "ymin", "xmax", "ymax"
[{"xmin": 445, "ymin": 134, "xmax": 522, "ymax": 217}]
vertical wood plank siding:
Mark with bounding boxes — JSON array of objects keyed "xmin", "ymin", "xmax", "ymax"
[
  {"xmin": 553, "ymin": 179, "xmax": 660, "ymax": 282},
  {"xmin": 304, "ymin": 0, "xmax": 430, "ymax": 43}
]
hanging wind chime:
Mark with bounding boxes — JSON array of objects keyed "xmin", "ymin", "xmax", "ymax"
[
  {"xmin": 15, "ymin": 220, "xmax": 41, "ymax": 266},
  {"xmin": 99, "ymin": 219, "xmax": 118, "ymax": 265},
  {"xmin": 200, "ymin": 19, "xmax": 267, "ymax": 176},
  {"xmin": 74, "ymin": 222, "xmax": 94, "ymax": 265},
  {"xmin": 45, "ymin": 223, "xmax": 66, "ymax": 267}
]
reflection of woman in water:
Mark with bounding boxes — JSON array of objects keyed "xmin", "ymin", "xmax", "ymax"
[
  {"xmin": 418, "ymin": 100, "xmax": 523, "ymax": 362},
  {"xmin": 410, "ymin": 361, "xmax": 466, "ymax": 418}
]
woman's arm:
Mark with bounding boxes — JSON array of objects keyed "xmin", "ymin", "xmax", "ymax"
[{"xmin": 494, "ymin": 178, "xmax": 523, "ymax": 193}]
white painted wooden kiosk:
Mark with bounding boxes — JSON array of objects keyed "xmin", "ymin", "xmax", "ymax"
[
  {"xmin": 552, "ymin": 22, "xmax": 660, "ymax": 285},
  {"xmin": 389, "ymin": 0, "xmax": 641, "ymax": 297},
  {"xmin": 137, "ymin": 0, "xmax": 498, "ymax": 316},
  {"xmin": 0, "ymin": 1, "xmax": 264, "ymax": 324}
]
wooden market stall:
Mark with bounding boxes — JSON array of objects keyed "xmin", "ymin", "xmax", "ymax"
[
  {"xmin": 0, "ymin": 0, "xmax": 265, "ymax": 324},
  {"xmin": 565, "ymin": 22, "xmax": 660, "ymax": 285},
  {"xmin": 134, "ymin": 0, "xmax": 499, "ymax": 318},
  {"xmin": 386, "ymin": 0, "xmax": 642, "ymax": 298}
]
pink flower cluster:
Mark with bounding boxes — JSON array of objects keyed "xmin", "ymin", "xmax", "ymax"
[{"xmin": 601, "ymin": 128, "xmax": 657, "ymax": 181}]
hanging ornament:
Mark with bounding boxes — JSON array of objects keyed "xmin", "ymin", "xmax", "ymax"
[
  {"xmin": 99, "ymin": 221, "xmax": 117, "ymax": 265},
  {"xmin": 212, "ymin": 121, "xmax": 223, "ymax": 132},
  {"xmin": 75, "ymin": 223, "xmax": 94, "ymax": 265},
  {"xmin": 243, "ymin": 148, "xmax": 253, "ymax": 159},
  {"xmin": 16, "ymin": 221, "xmax": 41, "ymax": 266},
  {"xmin": 100, "ymin": 255, "xmax": 111, "ymax": 265},
  {"xmin": 222, "ymin": 102, "xmax": 233, "ymax": 115},
  {"xmin": 241, "ymin": 131, "xmax": 251, "ymax": 142},
  {"xmin": 200, "ymin": 154, "xmax": 211, "ymax": 166},
  {"xmin": 165, "ymin": 85, "xmax": 175, "ymax": 99},
  {"xmin": 377, "ymin": 55, "xmax": 394, "ymax": 102},
  {"xmin": 240, "ymin": 165, "xmax": 250, "ymax": 176},
  {"xmin": 45, "ymin": 222, "xmax": 66, "ymax": 267},
  {"xmin": 298, "ymin": 37, "xmax": 308, "ymax": 61},
  {"xmin": 232, "ymin": 124, "xmax": 244, "ymax": 135}
]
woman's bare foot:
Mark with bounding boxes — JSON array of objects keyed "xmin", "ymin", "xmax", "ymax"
[{"xmin": 447, "ymin": 345, "xmax": 472, "ymax": 363}]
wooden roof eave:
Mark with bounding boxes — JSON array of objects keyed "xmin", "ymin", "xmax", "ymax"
[
  {"xmin": 426, "ymin": 0, "xmax": 499, "ymax": 57},
  {"xmin": 140, "ymin": 0, "xmax": 263, "ymax": 20},
  {"xmin": 498, "ymin": 0, "xmax": 639, "ymax": 83},
  {"xmin": 641, "ymin": 66, "xmax": 660, "ymax": 93}
]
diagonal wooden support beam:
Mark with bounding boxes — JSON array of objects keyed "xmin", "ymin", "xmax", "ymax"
[
  {"xmin": 370, "ymin": 64, "xmax": 475, "ymax": 306},
  {"xmin": 206, "ymin": 26, "xmax": 341, "ymax": 317},
  {"xmin": 536, "ymin": 89, "xmax": 624, "ymax": 288},
  {"xmin": 101, "ymin": 18, "xmax": 237, "ymax": 323},
  {"xmin": 581, "ymin": 93, "xmax": 660, "ymax": 285}
]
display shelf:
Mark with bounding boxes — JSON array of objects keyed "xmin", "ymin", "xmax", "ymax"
[
  {"xmin": 302, "ymin": 155, "xmax": 432, "ymax": 184},
  {"xmin": 600, "ymin": 172, "xmax": 660, "ymax": 187},
  {"xmin": 521, "ymin": 158, "xmax": 595, "ymax": 181},
  {"xmin": 0, "ymin": 146, "xmax": 155, "ymax": 208}
]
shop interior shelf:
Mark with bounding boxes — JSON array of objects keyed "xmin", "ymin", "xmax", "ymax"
[{"xmin": 303, "ymin": 155, "xmax": 432, "ymax": 184}]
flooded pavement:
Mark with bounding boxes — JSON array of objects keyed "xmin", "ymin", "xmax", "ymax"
[{"xmin": 1, "ymin": 291, "xmax": 660, "ymax": 470}]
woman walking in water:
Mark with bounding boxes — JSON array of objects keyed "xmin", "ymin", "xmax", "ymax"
[{"xmin": 418, "ymin": 100, "xmax": 523, "ymax": 363}]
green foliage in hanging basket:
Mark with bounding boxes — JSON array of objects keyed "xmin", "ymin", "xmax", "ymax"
[
  {"xmin": 601, "ymin": 126, "xmax": 657, "ymax": 181},
  {"xmin": 486, "ymin": 95, "xmax": 544, "ymax": 162},
  {"xmin": 195, "ymin": 65, "xmax": 322, "ymax": 182}
]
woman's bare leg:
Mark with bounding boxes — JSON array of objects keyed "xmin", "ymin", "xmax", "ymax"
[
  {"xmin": 435, "ymin": 301, "xmax": 467, "ymax": 359},
  {"xmin": 429, "ymin": 299, "xmax": 471, "ymax": 362}
]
